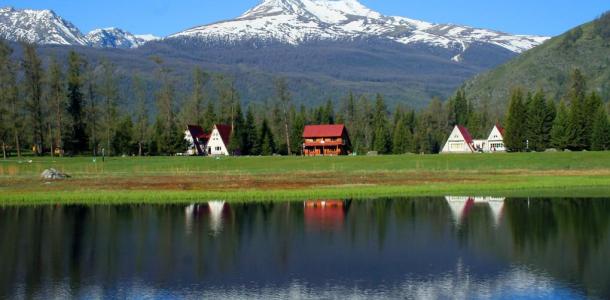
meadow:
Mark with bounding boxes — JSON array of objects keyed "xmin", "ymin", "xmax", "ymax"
[{"xmin": 2, "ymin": 152, "xmax": 610, "ymax": 204}]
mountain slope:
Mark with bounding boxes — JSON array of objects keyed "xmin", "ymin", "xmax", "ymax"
[
  {"xmin": 0, "ymin": 6, "xmax": 155, "ymax": 49},
  {"xmin": 464, "ymin": 12, "xmax": 610, "ymax": 106}
]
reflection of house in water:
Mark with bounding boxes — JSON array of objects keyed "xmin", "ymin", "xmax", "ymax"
[
  {"xmin": 184, "ymin": 201, "xmax": 229, "ymax": 235},
  {"xmin": 445, "ymin": 196, "xmax": 506, "ymax": 225},
  {"xmin": 304, "ymin": 200, "xmax": 351, "ymax": 231}
]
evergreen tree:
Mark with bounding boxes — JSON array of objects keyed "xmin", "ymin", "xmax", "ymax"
[
  {"xmin": 244, "ymin": 107, "xmax": 258, "ymax": 155},
  {"xmin": 584, "ymin": 92, "xmax": 603, "ymax": 147},
  {"xmin": 321, "ymin": 98, "xmax": 335, "ymax": 124},
  {"xmin": 65, "ymin": 51, "xmax": 89, "ymax": 154},
  {"xmin": 449, "ymin": 88, "xmax": 469, "ymax": 126},
  {"xmin": 289, "ymin": 106, "xmax": 306, "ymax": 155},
  {"xmin": 0, "ymin": 40, "xmax": 20, "ymax": 157},
  {"xmin": 372, "ymin": 94, "xmax": 391, "ymax": 153},
  {"xmin": 566, "ymin": 69, "xmax": 588, "ymax": 150},
  {"xmin": 21, "ymin": 43, "xmax": 45, "ymax": 155},
  {"xmin": 551, "ymin": 100, "xmax": 571, "ymax": 150},
  {"xmin": 227, "ymin": 101, "xmax": 245, "ymax": 155},
  {"xmin": 591, "ymin": 107, "xmax": 610, "ymax": 151},
  {"xmin": 132, "ymin": 75, "xmax": 148, "ymax": 156},
  {"xmin": 525, "ymin": 90, "xmax": 554, "ymax": 151},
  {"xmin": 152, "ymin": 58, "xmax": 180, "ymax": 155},
  {"xmin": 392, "ymin": 111, "xmax": 412, "ymax": 154},
  {"xmin": 47, "ymin": 56, "xmax": 66, "ymax": 155},
  {"xmin": 111, "ymin": 116, "xmax": 134, "ymax": 155},
  {"xmin": 99, "ymin": 61, "xmax": 119, "ymax": 155},
  {"xmin": 183, "ymin": 67, "xmax": 208, "ymax": 126},
  {"xmin": 259, "ymin": 118, "xmax": 275, "ymax": 155},
  {"xmin": 275, "ymin": 78, "xmax": 292, "ymax": 154},
  {"xmin": 504, "ymin": 88, "xmax": 527, "ymax": 151}
]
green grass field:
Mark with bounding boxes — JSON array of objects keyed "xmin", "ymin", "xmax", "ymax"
[{"xmin": 2, "ymin": 152, "xmax": 610, "ymax": 204}]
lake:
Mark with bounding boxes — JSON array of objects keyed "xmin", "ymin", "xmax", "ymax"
[{"xmin": 1, "ymin": 197, "xmax": 609, "ymax": 299}]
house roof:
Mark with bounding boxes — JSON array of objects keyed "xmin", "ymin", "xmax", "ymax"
[
  {"xmin": 303, "ymin": 124, "xmax": 346, "ymax": 138},
  {"xmin": 214, "ymin": 124, "xmax": 232, "ymax": 146},
  {"xmin": 457, "ymin": 125, "xmax": 474, "ymax": 144},
  {"xmin": 495, "ymin": 124, "xmax": 505, "ymax": 137},
  {"xmin": 187, "ymin": 125, "xmax": 209, "ymax": 140}
]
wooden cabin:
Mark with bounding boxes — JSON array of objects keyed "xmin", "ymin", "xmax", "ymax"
[{"xmin": 302, "ymin": 124, "xmax": 351, "ymax": 156}]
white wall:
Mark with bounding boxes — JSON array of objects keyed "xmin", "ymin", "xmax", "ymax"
[{"xmin": 206, "ymin": 128, "xmax": 229, "ymax": 156}]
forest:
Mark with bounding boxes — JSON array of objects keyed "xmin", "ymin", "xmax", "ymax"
[{"xmin": 0, "ymin": 40, "xmax": 609, "ymax": 158}]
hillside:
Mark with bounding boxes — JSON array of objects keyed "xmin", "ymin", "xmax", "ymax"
[{"xmin": 464, "ymin": 12, "xmax": 610, "ymax": 107}]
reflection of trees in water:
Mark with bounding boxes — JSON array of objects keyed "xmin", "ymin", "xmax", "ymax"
[
  {"xmin": 0, "ymin": 198, "xmax": 609, "ymax": 298},
  {"xmin": 504, "ymin": 198, "xmax": 610, "ymax": 297}
]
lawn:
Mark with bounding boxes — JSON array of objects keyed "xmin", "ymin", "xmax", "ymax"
[{"xmin": 2, "ymin": 152, "xmax": 610, "ymax": 204}]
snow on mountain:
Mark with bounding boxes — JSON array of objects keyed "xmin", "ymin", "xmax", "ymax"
[
  {"xmin": 85, "ymin": 28, "xmax": 156, "ymax": 49},
  {"xmin": 0, "ymin": 6, "xmax": 156, "ymax": 49},
  {"xmin": 171, "ymin": 0, "xmax": 549, "ymax": 54},
  {"xmin": 0, "ymin": 6, "xmax": 88, "ymax": 46}
]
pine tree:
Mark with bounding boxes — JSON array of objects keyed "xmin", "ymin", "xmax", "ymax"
[
  {"xmin": 551, "ymin": 101, "xmax": 570, "ymax": 150},
  {"xmin": 504, "ymin": 88, "xmax": 527, "ymax": 152},
  {"xmin": 0, "ymin": 40, "xmax": 20, "ymax": 157},
  {"xmin": 244, "ymin": 107, "xmax": 258, "ymax": 155},
  {"xmin": 372, "ymin": 94, "xmax": 390, "ymax": 153},
  {"xmin": 392, "ymin": 111, "xmax": 412, "ymax": 154},
  {"xmin": 228, "ymin": 101, "xmax": 245, "ymax": 155},
  {"xmin": 100, "ymin": 61, "xmax": 119, "ymax": 155},
  {"xmin": 152, "ymin": 58, "xmax": 179, "ymax": 155},
  {"xmin": 449, "ymin": 88, "xmax": 469, "ymax": 126},
  {"xmin": 289, "ymin": 106, "xmax": 306, "ymax": 155},
  {"xmin": 65, "ymin": 51, "xmax": 89, "ymax": 154},
  {"xmin": 566, "ymin": 69, "xmax": 588, "ymax": 150},
  {"xmin": 259, "ymin": 118, "xmax": 275, "ymax": 155},
  {"xmin": 584, "ymin": 92, "xmax": 603, "ymax": 147},
  {"xmin": 184, "ymin": 67, "xmax": 208, "ymax": 126},
  {"xmin": 591, "ymin": 108, "xmax": 610, "ymax": 151},
  {"xmin": 111, "ymin": 116, "xmax": 134, "ymax": 155},
  {"xmin": 132, "ymin": 75, "xmax": 148, "ymax": 156},
  {"xmin": 275, "ymin": 78, "xmax": 292, "ymax": 155},
  {"xmin": 21, "ymin": 43, "xmax": 46, "ymax": 155},
  {"xmin": 47, "ymin": 56, "xmax": 65, "ymax": 156},
  {"xmin": 525, "ymin": 90, "xmax": 553, "ymax": 151}
]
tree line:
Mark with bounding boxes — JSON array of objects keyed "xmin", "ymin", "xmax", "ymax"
[{"xmin": 0, "ymin": 40, "xmax": 608, "ymax": 158}]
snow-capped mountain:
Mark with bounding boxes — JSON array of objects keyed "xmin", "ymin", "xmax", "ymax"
[
  {"xmin": 0, "ymin": 6, "xmax": 156, "ymax": 49},
  {"xmin": 85, "ymin": 28, "xmax": 158, "ymax": 49},
  {"xmin": 0, "ymin": 6, "xmax": 89, "ymax": 46},
  {"xmin": 171, "ymin": 0, "xmax": 548, "ymax": 56}
]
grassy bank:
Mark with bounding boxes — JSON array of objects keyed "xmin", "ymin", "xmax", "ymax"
[{"xmin": 2, "ymin": 152, "xmax": 610, "ymax": 204}]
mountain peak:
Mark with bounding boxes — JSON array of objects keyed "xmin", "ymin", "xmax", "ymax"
[
  {"xmin": 241, "ymin": 0, "xmax": 380, "ymax": 24},
  {"xmin": 171, "ymin": 0, "xmax": 548, "ymax": 53}
]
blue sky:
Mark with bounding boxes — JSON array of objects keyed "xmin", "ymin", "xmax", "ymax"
[{"xmin": 3, "ymin": 0, "xmax": 609, "ymax": 37}]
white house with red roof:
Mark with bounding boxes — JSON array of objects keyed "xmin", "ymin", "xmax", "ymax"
[
  {"xmin": 441, "ymin": 125, "xmax": 475, "ymax": 153},
  {"xmin": 441, "ymin": 124, "xmax": 505, "ymax": 153},
  {"xmin": 206, "ymin": 124, "xmax": 233, "ymax": 156}
]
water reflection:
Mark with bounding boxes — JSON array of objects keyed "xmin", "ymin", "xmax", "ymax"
[
  {"xmin": 445, "ymin": 196, "xmax": 505, "ymax": 226},
  {"xmin": 0, "ymin": 197, "xmax": 609, "ymax": 299}
]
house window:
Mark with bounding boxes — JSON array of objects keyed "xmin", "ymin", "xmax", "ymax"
[{"xmin": 216, "ymin": 146, "xmax": 221, "ymax": 151}]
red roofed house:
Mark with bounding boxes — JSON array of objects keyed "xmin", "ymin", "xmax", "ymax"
[
  {"xmin": 485, "ymin": 124, "xmax": 506, "ymax": 152},
  {"xmin": 441, "ymin": 124, "xmax": 505, "ymax": 153},
  {"xmin": 441, "ymin": 125, "xmax": 475, "ymax": 153},
  {"xmin": 185, "ymin": 125, "xmax": 210, "ymax": 156},
  {"xmin": 206, "ymin": 124, "xmax": 233, "ymax": 156},
  {"xmin": 302, "ymin": 124, "xmax": 351, "ymax": 156}
]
